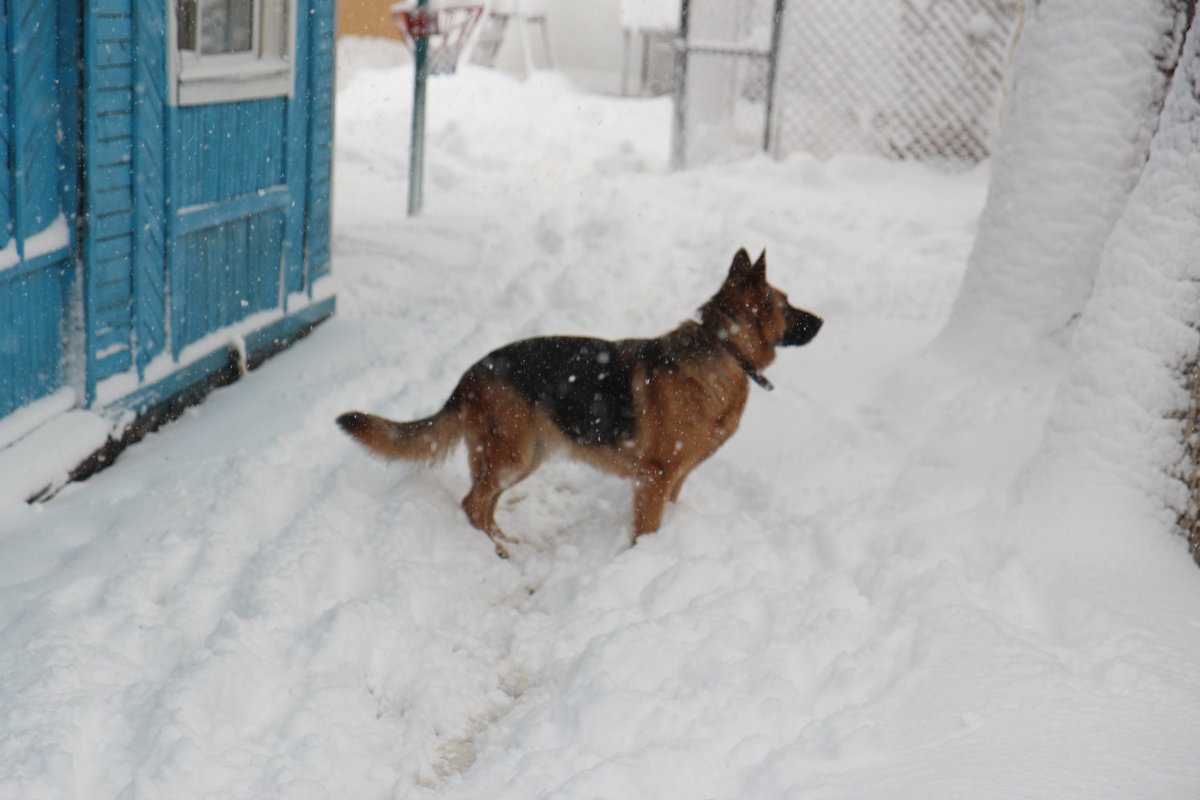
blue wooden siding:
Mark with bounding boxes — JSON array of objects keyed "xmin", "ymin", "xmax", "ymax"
[
  {"xmin": 0, "ymin": 0, "xmax": 337, "ymax": 431},
  {"xmin": 133, "ymin": 0, "xmax": 169, "ymax": 374},
  {"xmin": 0, "ymin": 0, "xmax": 76, "ymax": 420},
  {"xmin": 12, "ymin": 0, "xmax": 61, "ymax": 248},
  {"xmin": 169, "ymin": 99, "xmax": 292, "ymax": 354},
  {"xmin": 306, "ymin": 0, "xmax": 336, "ymax": 282},
  {"xmin": 0, "ymin": 5, "xmax": 10, "ymax": 252},
  {"xmin": 0, "ymin": 257, "xmax": 72, "ymax": 419},
  {"xmin": 85, "ymin": 0, "xmax": 334, "ymax": 383},
  {"xmin": 173, "ymin": 101, "xmax": 288, "ymax": 205},
  {"xmin": 83, "ymin": 0, "xmax": 138, "ymax": 391},
  {"xmin": 173, "ymin": 208, "xmax": 287, "ymax": 349},
  {"xmin": 282, "ymin": 0, "xmax": 312, "ymax": 299}
]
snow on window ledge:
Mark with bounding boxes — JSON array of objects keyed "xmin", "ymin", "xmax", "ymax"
[
  {"xmin": 0, "ymin": 214, "xmax": 71, "ymax": 274},
  {"xmin": 173, "ymin": 53, "xmax": 295, "ymax": 106}
]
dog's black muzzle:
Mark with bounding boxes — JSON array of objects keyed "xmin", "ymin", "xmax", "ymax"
[{"xmin": 781, "ymin": 306, "xmax": 823, "ymax": 347}]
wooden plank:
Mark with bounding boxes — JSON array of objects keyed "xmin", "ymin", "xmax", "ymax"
[
  {"xmin": 92, "ymin": 232, "xmax": 133, "ymax": 262},
  {"xmin": 243, "ymin": 297, "xmax": 335, "ymax": 366},
  {"xmin": 92, "ymin": 163, "xmax": 134, "ymax": 192},
  {"xmin": 94, "ymin": 88, "xmax": 133, "ymax": 116},
  {"xmin": 93, "ymin": 137, "xmax": 134, "ymax": 167},
  {"xmin": 0, "ymin": 263, "xmax": 69, "ymax": 417},
  {"xmin": 282, "ymin": 0, "xmax": 312, "ymax": 300},
  {"xmin": 104, "ymin": 299, "xmax": 335, "ymax": 443},
  {"xmin": 93, "ymin": 63, "xmax": 134, "ymax": 91},
  {"xmin": 0, "ymin": 17, "xmax": 11, "ymax": 255},
  {"xmin": 305, "ymin": 0, "xmax": 336, "ymax": 280},
  {"xmin": 95, "ymin": 279, "xmax": 133, "ymax": 316},
  {"xmin": 93, "ymin": 181, "xmax": 133, "ymax": 209},
  {"xmin": 13, "ymin": 0, "xmax": 62, "ymax": 248},
  {"xmin": 91, "ymin": 210, "xmax": 134, "ymax": 241},
  {"xmin": 173, "ymin": 100, "xmax": 286, "ymax": 207},
  {"xmin": 93, "ymin": 14, "xmax": 133, "ymax": 41},
  {"xmin": 94, "ymin": 39, "xmax": 133, "ymax": 68},
  {"xmin": 93, "ymin": 345, "xmax": 133, "ymax": 380},
  {"xmin": 250, "ymin": 211, "xmax": 285, "ymax": 311},
  {"xmin": 0, "ymin": 245, "xmax": 71, "ymax": 284},
  {"xmin": 174, "ymin": 186, "xmax": 291, "ymax": 235},
  {"xmin": 133, "ymin": 0, "xmax": 169, "ymax": 372},
  {"xmin": 92, "ymin": 246, "xmax": 134, "ymax": 282}
]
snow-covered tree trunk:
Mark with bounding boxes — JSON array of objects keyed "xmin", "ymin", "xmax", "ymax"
[
  {"xmin": 939, "ymin": 0, "xmax": 1182, "ymax": 356},
  {"xmin": 1021, "ymin": 0, "xmax": 1200, "ymax": 564},
  {"xmin": 932, "ymin": 0, "xmax": 1200, "ymax": 563},
  {"xmin": 1178, "ymin": 356, "xmax": 1200, "ymax": 561}
]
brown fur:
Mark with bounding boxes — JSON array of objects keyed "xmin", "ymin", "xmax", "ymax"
[{"xmin": 338, "ymin": 249, "xmax": 822, "ymax": 557}]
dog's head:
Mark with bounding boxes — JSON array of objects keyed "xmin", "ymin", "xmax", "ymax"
[{"xmin": 709, "ymin": 248, "xmax": 823, "ymax": 351}]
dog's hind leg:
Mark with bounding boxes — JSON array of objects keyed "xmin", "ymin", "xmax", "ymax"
[
  {"xmin": 462, "ymin": 444, "xmax": 532, "ymax": 558},
  {"xmin": 461, "ymin": 422, "xmax": 544, "ymax": 559},
  {"xmin": 462, "ymin": 484, "xmax": 516, "ymax": 558}
]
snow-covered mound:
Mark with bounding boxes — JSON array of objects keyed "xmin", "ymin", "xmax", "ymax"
[
  {"xmin": 943, "ymin": 0, "xmax": 1177, "ymax": 354},
  {"xmin": 1, "ymin": 38, "xmax": 1199, "ymax": 800}
]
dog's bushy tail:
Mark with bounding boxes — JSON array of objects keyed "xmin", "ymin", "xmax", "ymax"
[{"xmin": 336, "ymin": 406, "xmax": 463, "ymax": 463}]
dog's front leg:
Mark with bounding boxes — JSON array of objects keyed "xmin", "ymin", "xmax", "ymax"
[
  {"xmin": 667, "ymin": 461, "xmax": 699, "ymax": 504},
  {"xmin": 632, "ymin": 462, "xmax": 672, "ymax": 543}
]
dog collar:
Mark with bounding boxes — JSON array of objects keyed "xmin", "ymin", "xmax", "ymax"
[
  {"xmin": 737, "ymin": 353, "xmax": 775, "ymax": 391},
  {"xmin": 720, "ymin": 336, "xmax": 774, "ymax": 391},
  {"xmin": 746, "ymin": 366, "xmax": 774, "ymax": 391},
  {"xmin": 700, "ymin": 308, "xmax": 775, "ymax": 392}
]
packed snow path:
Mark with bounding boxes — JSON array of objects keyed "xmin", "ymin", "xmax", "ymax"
[{"xmin": 2, "ymin": 40, "xmax": 1200, "ymax": 800}]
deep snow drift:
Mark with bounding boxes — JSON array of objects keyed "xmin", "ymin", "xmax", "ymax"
[{"xmin": 2, "ymin": 37, "xmax": 1200, "ymax": 800}]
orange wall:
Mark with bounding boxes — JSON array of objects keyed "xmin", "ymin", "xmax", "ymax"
[{"xmin": 339, "ymin": 0, "xmax": 404, "ymax": 39}]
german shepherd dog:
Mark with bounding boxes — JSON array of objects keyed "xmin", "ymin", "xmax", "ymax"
[{"xmin": 337, "ymin": 249, "xmax": 822, "ymax": 558}]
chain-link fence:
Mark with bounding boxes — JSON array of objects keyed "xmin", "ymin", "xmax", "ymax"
[
  {"xmin": 673, "ymin": 0, "xmax": 1024, "ymax": 168},
  {"xmin": 671, "ymin": 0, "xmax": 778, "ymax": 167}
]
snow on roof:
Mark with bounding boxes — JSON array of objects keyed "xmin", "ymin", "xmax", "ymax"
[{"xmin": 620, "ymin": 0, "xmax": 681, "ymax": 32}]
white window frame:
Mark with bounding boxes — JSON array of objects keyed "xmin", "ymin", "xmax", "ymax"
[{"xmin": 169, "ymin": 0, "xmax": 297, "ymax": 106}]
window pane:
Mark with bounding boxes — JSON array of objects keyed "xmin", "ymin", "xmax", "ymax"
[
  {"xmin": 274, "ymin": 0, "xmax": 289, "ymax": 57},
  {"xmin": 259, "ymin": 0, "xmax": 288, "ymax": 59},
  {"xmin": 177, "ymin": 0, "xmax": 196, "ymax": 51},
  {"xmin": 200, "ymin": 0, "xmax": 254, "ymax": 55}
]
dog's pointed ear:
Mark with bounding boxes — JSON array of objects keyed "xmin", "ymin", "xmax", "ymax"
[
  {"xmin": 752, "ymin": 249, "xmax": 767, "ymax": 283},
  {"xmin": 728, "ymin": 248, "xmax": 768, "ymax": 289},
  {"xmin": 729, "ymin": 248, "xmax": 753, "ymax": 279}
]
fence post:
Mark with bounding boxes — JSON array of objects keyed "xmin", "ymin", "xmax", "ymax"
[
  {"xmin": 670, "ymin": 0, "xmax": 691, "ymax": 169},
  {"xmin": 763, "ymin": 0, "xmax": 786, "ymax": 154},
  {"xmin": 407, "ymin": 0, "xmax": 430, "ymax": 216}
]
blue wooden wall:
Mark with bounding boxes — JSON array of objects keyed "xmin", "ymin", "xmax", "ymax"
[
  {"xmin": 0, "ymin": 0, "xmax": 77, "ymax": 420},
  {"xmin": 0, "ymin": 0, "xmax": 336, "ymax": 432},
  {"xmin": 82, "ymin": 0, "xmax": 337, "ymax": 404}
]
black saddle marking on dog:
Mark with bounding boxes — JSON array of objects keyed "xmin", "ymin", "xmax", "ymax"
[{"xmin": 472, "ymin": 336, "xmax": 670, "ymax": 448}]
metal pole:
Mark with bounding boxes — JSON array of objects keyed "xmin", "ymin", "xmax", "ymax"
[
  {"xmin": 763, "ymin": 0, "xmax": 786, "ymax": 155},
  {"xmin": 407, "ymin": 0, "xmax": 430, "ymax": 216},
  {"xmin": 670, "ymin": 0, "xmax": 691, "ymax": 170}
]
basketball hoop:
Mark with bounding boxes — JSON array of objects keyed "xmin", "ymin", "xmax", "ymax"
[{"xmin": 391, "ymin": 1, "xmax": 484, "ymax": 75}]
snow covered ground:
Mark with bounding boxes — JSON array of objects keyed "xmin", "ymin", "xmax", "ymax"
[{"xmin": 3, "ymin": 36, "xmax": 1200, "ymax": 800}]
